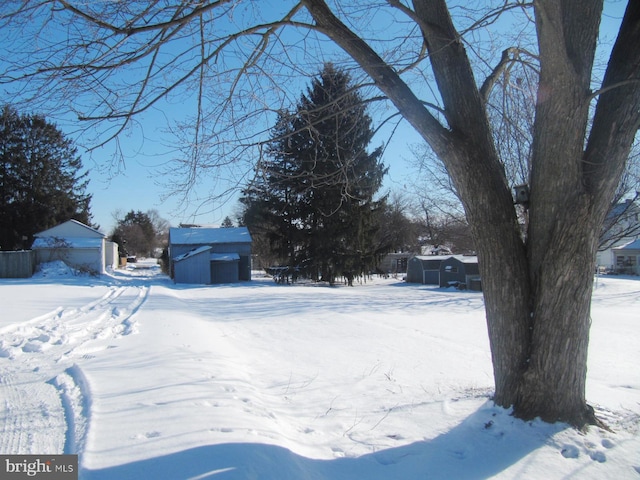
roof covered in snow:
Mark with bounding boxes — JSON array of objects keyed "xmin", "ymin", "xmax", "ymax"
[
  {"xmin": 412, "ymin": 255, "xmax": 454, "ymax": 261},
  {"xmin": 34, "ymin": 219, "xmax": 105, "ymax": 239},
  {"xmin": 608, "ymin": 199, "xmax": 639, "ymax": 219},
  {"xmin": 173, "ymin": 245, "xmax": 212, "ymax": 262},
  {"xmin": 614, "ymin": 238, "xmax": 640, "ymax": 250},
  {"xmin": 169, "ymin": 226, "xmax": 252, "ymax": 245},
  {"xmin": 454, "ymin": 255, "xmax": 479, "ymax": 264},
  {"xmin": 412, "ymin": 255, "xmax": 477, "ymax": 263}
]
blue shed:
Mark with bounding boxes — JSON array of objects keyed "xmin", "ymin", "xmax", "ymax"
[
  {"xmin": 439, "ymin": 256, "xmax": 481, "ymax": 290},
  {"xmin": 169, "ymin": 226, "xmax": 252, "ymax": 284},
  {"xmin": 406, "ymin": 255, "xmax": 451, "ymax": 284},
  {"xmin": 173, "ymin": 246, "xmax": 213, "ymax": 284}
]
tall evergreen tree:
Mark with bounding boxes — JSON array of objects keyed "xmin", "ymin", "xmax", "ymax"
[
  {"xmin": 0, "ymin": 105, "xmax": 92, "ymax": 250},
  {"xmin": 242, "ymin": 64, "xmax": 388, "ymax": 284},
  {"xmin": 241, "ymin": 110, "xmax": 303, "ymax": 272}
]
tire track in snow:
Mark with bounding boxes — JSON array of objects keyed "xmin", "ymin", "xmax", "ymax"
[
  {"xmin": 0, "ymin": 286, "xmax": 126, "ymax": 357},
  {"xmin": 48, "ymin": 365, "xmax": 92, "ymax": 455},
  {"xmin": 63, "ymin": 285, "xmax": 149, "ymax": 359},
  {"xmin": 0, "ymin": 371, "xmax": 66, "ymax": 455},
  {"xmin": 0, "ymin": 284, "xmax": 150, "ymax": 456}
]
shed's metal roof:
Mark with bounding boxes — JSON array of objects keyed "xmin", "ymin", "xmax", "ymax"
[
  {"xmin": 453, "ymin": 255, "xmax": 478, "ymax": 264},
  {"xmin": 174, "ymin": 245, "xmax": 212, "ymax": 262},
  {"xmin": 412, "ymin": 254, "xmax": 477, "ymax": 263},
  {"xmin": 169, "ymin": 227, "xmax": 252, "ymax": 245},
  {"xmin": 411, "ymin": 255, "xmax": 454, "ymax": 261},
  {"xmin": 615, "ymin": 238, "xmax": 640, "ymax": 250}
]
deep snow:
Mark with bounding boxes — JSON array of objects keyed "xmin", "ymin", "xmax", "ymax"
[{"xmin": 0, "ymin": 260, "xmax": 638, "ymax": 479}]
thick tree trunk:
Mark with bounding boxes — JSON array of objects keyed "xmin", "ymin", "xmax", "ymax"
[
  {"xmin": 467, "ymin": 191, "xmax": 531, "ymax": 411},
  {"xmin": 304, "ymin": 0, "xmax": 640, "ymax": 427},
  {"xmin": 514, "ymin": 0, "xmax": 603, "ymax": 425},
  {"xmin": 518, "ymin": 214, "xmax": 598, "ymax": 425}
]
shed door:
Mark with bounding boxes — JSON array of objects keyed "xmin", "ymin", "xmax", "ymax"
[
  {"xmin": 239, "ymin": 255, "xmax": 251, "ymax": 281},
  {"xmin": 211, "ymin": 260, "xmax": 239, "ymax": 284},
  {"xmin": 423, "ymin": 270, "xmax": 439, "ymax": 285}
]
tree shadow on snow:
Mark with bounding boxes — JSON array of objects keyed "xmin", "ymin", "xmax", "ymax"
[{"xmin": 81, "ymin": 403, "xmax": 565, "ymax": 480}]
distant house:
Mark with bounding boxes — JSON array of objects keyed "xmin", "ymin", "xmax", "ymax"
[
  {"xmin": 169, "ymin": 226, "xmax": 252, "ymax": 284},
  {"xmin": 32, "ymin": 219, "xmax": 118, "ymax": 274},
  {"xmin": 377, "ymin": 253, "xmax": 412, "ymax": 276},
  {"xmin": 612, "ymin": 239, "xmax": 640, "ymax": 275},
  {"xmin": 406, "ymin": 254, "xmax": 481, "ymax": 290},
  {"xmin": 597, "ymin": 199, "xmax": 640, "ymax": 272}
]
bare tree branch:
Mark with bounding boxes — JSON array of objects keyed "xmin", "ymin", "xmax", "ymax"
[{"xmin": 480, "ymin": 46, "xmax": 539, "ymax": 102}]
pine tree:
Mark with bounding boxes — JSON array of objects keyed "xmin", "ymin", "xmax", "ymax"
[
  {"xmin": 241, "ymin": 111, "xmax": 302, "ymax": 270},
  {"xmin": 0, "ymin": 105, "xmax": 92, "ymax": 250},
  {"xmin": 242, "ymin": 64, "xmax": 388, "ymax": 284},
  {"xmin": 220, "ymin": 216, "xmax": 235, "ymax": 228}
]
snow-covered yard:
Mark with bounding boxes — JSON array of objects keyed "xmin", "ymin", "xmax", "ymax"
[{"xmin": 1, "ymin": 260, "xmax": 638, "ymax": 479}]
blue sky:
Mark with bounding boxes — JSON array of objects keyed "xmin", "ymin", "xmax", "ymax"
[
  {"xmin": 84, "ymin": 1, "xmax": 627, "ymax": 235},
  {"xmin": 69, "ymin": 1, "xmax": 430, "ymax": 234},
  {"xmin": 84, "ymin": 104, "xmax": 422, "ymax": 234},
  {"xmin": 1, "ymin": 1, "xmax": 627, "ymax": 235}
]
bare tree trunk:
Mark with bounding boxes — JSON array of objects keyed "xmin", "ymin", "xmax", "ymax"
[
  {"xmin": 519, "ymin": 212, "xmax": 599, "ymax": 424},
  {"xmin": 304, "ymin": 0, "xmax": 640, "ymax": 426}
]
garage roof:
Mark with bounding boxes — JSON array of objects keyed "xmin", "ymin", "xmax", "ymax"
[{"xmin": 169, "ymin": 227, "xmax": 252, "ymax": 245}]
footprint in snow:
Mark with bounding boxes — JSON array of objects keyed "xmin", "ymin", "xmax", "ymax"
[
  {"xmin": 601, "ymin": 438, "xmax": 615, "ymax": 449},
  {"xmin": 33, "ymin": 333, "xmax": 51, "ymax": 343},
  {"xmin": 561, "ymin": 444, "xmax": 580, "ymax": 459},
  {"xmin": 22, "ymin": 341, "xmax": 44, "ymax": 353}
]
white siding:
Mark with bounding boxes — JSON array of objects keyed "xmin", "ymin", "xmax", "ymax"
[{"xmin": 33, "ymin": 220, "xmax": 107, "ymax": 274}]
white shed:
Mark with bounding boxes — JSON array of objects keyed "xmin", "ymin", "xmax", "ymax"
[{"xmin": 32, "ymin": 219, "xmax": 112, "ymax": 274}]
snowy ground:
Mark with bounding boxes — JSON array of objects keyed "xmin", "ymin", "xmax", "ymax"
[{"xmin": 0, "ymin": 260, "xmax": 638, "ymax": 479}]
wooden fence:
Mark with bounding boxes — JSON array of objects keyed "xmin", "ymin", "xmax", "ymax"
[{"xmin": 0, "ymin": 250, "xmax": 36, "ymax": 278}]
